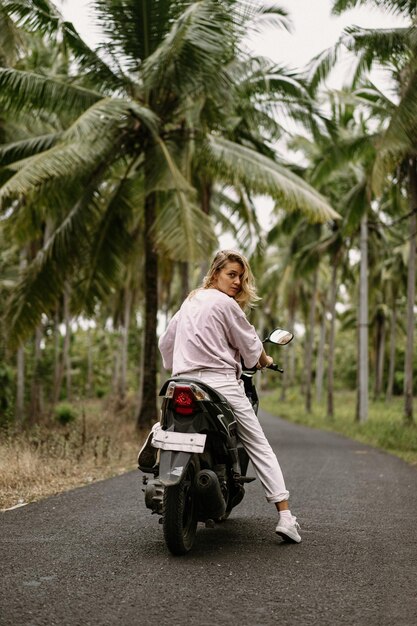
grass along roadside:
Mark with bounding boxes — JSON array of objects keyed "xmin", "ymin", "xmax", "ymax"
[
  {"xmin": 2, "ymin": 389, "xmax": 415, "ymax": 511},
  {"xmin": 0, "ymin": 398, "xmax": 146, "ymax": 511},
  {"xmin": 262, "ymin": 388, "xmax": 417, "ymax": 467}
]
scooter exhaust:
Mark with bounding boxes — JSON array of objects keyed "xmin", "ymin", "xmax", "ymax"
[{"xmin": 195, "ymin": 469, "xmax": 226, "ymax": 520}]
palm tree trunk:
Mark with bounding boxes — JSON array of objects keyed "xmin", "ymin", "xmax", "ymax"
[
  {"xmin": 113, "ymin": 336, "xmax": 121, "ymax": 396},
  {"xmin": 357, "ymin": 213, "xmax": 369, "ymax": 423},
  {"xmin": 280, "ymin": 347, "xmax": 289, "ymax": 402},
  {"xmin": 52, "ymin": 288, "xmax": 72, "ymax": 406},
  {"xmin": 404, "ymin": 158, "xmax": 417, "ymax": 423},
  {"xmin": 16, "ymin": 345, "xmax": 25, "ymax": 425},
  {"xmin": 199, "ymin": 180, "xmax": 212, "ymax": 280},
  {"xmin": 280, "ymin": 306, "xmax": 296, "ymax": 402},
  {"xmin": 305, "ymin": 267, "xmax": 318, "ymax": 414},
  {"xmin": 51, "ymin": 309, "xmax": 65, "ymax": 408},
  {"xmin": 374, "ymin": 312, "xmax": 386, "ymax": 400},
  {"xmin": 316, "ymin": 308, "xmax": 327, "ymax": 405},
  {"xmin": 137, "ymin": 192, "xmax": 158, "ymax": 430},
  {"xmin": 87, "ymin": 325, "xmax": 94, "ymax": 398},
  {"xmin": 288, "ymin": 303, "xmax": 296, "ymax": 387},
  {"xmin": 63, "ymin": 286, "xmax": 72, "ymax": 401},
  {"xmin": 119, "ymin": 287, "xmax": 132, "ymax": 402},
  {"xmin": 53, "ymin": 311, "xmax": 61, "ymax": 402},
  {"xmin": 327, "ymin": 263, "xmax": 338, "ymax": 419},
  {"xmin": 15, "ymin": 250, "xmax": 27, "ymax": 424},
  {"xmin": 29, "ymin": 325, "xmax": 43, "ymax": 424},
  {"xmin": 180, "ymin": 262, "xmax": 189, "ymax": 302},
  {"xmin": 386, "ymin": 304, "xmax": 397, "ymax": 402}
]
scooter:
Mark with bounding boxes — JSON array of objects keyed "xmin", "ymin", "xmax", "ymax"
[{"xmin": 140, "ymin": 328, "xmax": 293, "ymax": 555}]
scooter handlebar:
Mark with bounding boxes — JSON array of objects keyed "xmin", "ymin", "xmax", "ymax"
[
  {"xmin": 266, "ymin": 363, "xmax": 284, "ymax": 373},
  {"xmin": 241, "ymin": 363, "xmax": 284, "ymax": 376}
]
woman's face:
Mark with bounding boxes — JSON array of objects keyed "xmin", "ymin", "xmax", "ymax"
[{"xmin": 212, "ymin": 261, "xmax": 244, "ymax": 298}]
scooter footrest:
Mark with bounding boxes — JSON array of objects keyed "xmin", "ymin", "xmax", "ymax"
[{"xmin": 236, "ymin": 476, "xmax": 256, "ymax": 484}]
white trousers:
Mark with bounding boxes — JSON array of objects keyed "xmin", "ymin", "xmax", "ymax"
[{"xmin": 179, "ymin": 370, "xmax": 289, "ymax": 504}]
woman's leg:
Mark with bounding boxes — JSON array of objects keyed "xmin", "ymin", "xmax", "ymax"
[
  {"xmin": 175, "ymin": 370, "xmax": 301, "ymax": 541},
  {"xmin": 196, "ymin": 372, "xmax": 289, "ymax": 503}
]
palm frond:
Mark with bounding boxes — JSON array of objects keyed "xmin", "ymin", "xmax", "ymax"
[
  {"xmin": 153, "ymin": 192, "xmax": 216, "ymax": 262},
  {"xmin": 305, "ymin": 43, "xmax": 342, "ymax": 93},
  {"xmin": 211, "ymin": 185, "xmax": 263, "ymax": 253},
  {"xmin": 343, "ymin": 25, "xmax": 412, "ymax": 63},
  {"xmin": 3, "ymin": 0, "xmax": 63, "ymax": 35},
  {"xmin": 3, "ymin": 0, "xmax": 125, "ymax": 91},
  {"xmin": 232, "ymin": 57, "xmax": 312, "ymax": 114},
  {"xmin": 142, "ymin": 0, "xmax": 234, "ymax": 98},
  {"xmin": 0, "ymin": 98, "xmax": 159, "ymax": 207},
  {"xmin": 341, "ymin": 176, "xmax": 368, "ymax": 234},
  {"xmin": 75, "ymin": 175, "xmax": 142, "ymax": 311},
  {"xmin": 149, "ymin": 138, "xmax": 194, "ymax": 194},
  {"xmin": 92, "ymin": 0, "xmax": 179, "ymax": 64},
  {"xmin": 311, "ymin": 131, "xmax": 377, "ymax": 187},
  {"xmin": 351, "ymin": 83, "xmax": 396, "ymax": 115},
  {"xmin": 0, "ymin": 132, "xmax": 62, "ymax": 166},
  {"xmin": 61, "ymin": 21, "xmax": 131, "ymax": 93},
  {"xmin": 0, "ymin": 68, "xmax": 101, "ymax": 119},
  {"xmin": 241, "ymin": 1, "xmax": 291, "ymax": 35},
  {"xmin": 206, "ymin": 135, "xmax": 340, "ymax": 223},
  {"xmin": 4, "ymin": 179, "xmax": 101, "ymax": 345},
  {"xmin": 63, "ymin": 97, "xmax": 159, "ymax": 143},
  {"xmin": 0, "ymin": 1, "xmax": 24, "ymax": 64},
  {"xmin": 377, "ymin": 67, "xmax": 417, "ymax": 155},
  {"xmin": 2, "ymin": 154, "xmax": 145, "ymax": 343},
  {"xmin": 372, "ymin": 150, "xmax": 399, "ymax": 196},
  {"xmin": 332, "ymin": 0, "xmax": 416, "ymax": 18}
]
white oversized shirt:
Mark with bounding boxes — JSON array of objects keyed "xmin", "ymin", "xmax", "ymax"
[{"xmin": 158, "ymin": 288, "xmax": 263, "ymax": 378}]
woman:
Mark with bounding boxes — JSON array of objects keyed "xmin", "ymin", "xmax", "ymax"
[{"xmin": 139, "ymin": 250, "xmax": 301, "ymax": 543}]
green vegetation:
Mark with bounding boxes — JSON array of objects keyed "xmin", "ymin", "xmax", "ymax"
[
  {"xmin": 54, "ymin": 402, "xmax": 78, "ymax": 426},
  {"xmin": 262, "ymin": 389, "xmax": 417, "ymax": 466},
  {"xmin": 0, "ymin": 0, "xmax": 415, "ymax": 505}
]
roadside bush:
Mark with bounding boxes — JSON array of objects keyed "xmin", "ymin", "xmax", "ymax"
[{"xmin": 54, "ymin": 403, "xmax": 78, "ymax": 426}]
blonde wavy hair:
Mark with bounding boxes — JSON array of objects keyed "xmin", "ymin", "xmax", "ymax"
[{"xmin": 201, "ymin": 249, "xmax": 260, "ymax": 309}]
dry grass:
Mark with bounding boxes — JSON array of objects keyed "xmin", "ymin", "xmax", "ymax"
[{"xmin": 0, "ymin": 397, "xmax": 147, "ymax": 511}]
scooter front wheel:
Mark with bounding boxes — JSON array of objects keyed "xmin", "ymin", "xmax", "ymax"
[{"xmin": 163, "ymin": 455, "xmax": 199, "ymax": 555}]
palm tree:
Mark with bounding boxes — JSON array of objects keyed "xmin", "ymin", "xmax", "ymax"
[
  {"xmin": 291, "ymin": 89, "xmax": 390, "ymax": 421},
  {"xmin": 326, "ymin": 0, "xmax": 416, "ymax": 420},
  {"xmin": 0, "ymin": 0, "xmax": 338, "ymax": 428}
]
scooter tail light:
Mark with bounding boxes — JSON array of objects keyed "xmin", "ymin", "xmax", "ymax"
[
  {"xmin": 164, "ymin": 382, "xmax": 210, "ymax": 415},
  {"xmin": 172, "ymin": 386, "xmax": 196, "ymax": 415}
]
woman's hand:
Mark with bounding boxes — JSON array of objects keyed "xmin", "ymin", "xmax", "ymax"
[{"xmin": 257, "ymin": 354, "xmax": 273, "ymax": 369}]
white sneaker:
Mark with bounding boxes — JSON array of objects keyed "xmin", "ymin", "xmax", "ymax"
[{"xmin": 275, "ymin": 515, "xmax": 301, "ymax": 543}]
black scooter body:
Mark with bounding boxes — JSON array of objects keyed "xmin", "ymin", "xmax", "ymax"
[{"xmin": 142, "ymin": 376, "xmax": 253, "ymax": 528}]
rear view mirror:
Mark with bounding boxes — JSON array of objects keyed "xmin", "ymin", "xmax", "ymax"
[{"xmin": 265, "ymin": 328, "xmax": 294, "ymax": 345}]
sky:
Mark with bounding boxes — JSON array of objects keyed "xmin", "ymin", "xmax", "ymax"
[
  {"xmin": 56, "ymin": 0, "xmax": 407, "ymax": 238},
  {"xmin": 250, "ymin": 1, "xmax": 406, "ymax": 69},
  {"xmin": 58, "ymin": 0, "xmax": 407, "ymax": 72}
]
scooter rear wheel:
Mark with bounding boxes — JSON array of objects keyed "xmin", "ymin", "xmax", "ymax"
[{"xmin": 163, "ymin": 455, "xmax": 199, "ymax": 555}]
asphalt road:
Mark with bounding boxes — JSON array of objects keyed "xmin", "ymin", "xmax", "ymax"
[{"xmin": 1, "ymin": 410, "xmax": 417, "ymax": 626}]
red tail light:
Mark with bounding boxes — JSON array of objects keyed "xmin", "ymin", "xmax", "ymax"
[{"xmin": 172, "ymin": 386, "xmax": 196, "ymax": 415}]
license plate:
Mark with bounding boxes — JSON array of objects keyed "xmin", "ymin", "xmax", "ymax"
[{"xmin": 152, "ymin": 430, "xmax": 206, "ymax": 453}]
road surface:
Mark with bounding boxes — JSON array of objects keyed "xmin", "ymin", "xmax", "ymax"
[{"xmin": 1, "ymin": 410, "xmax": 417, "ymax": 626}]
